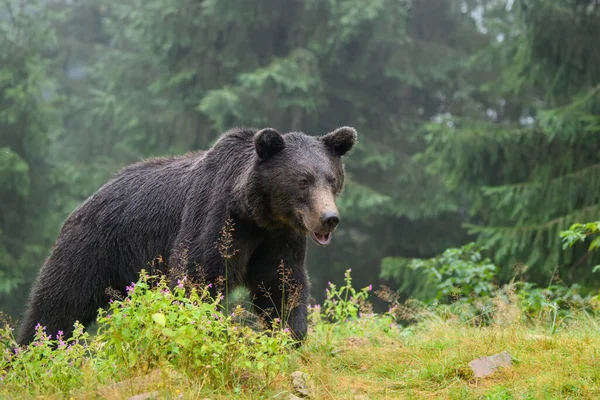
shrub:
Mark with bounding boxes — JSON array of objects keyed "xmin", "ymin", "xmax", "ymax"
[
  {"xmin": 98, "ymin": 271, "xmax": 296, "ymax": 388},
  {"xmin": 1, "ymin": 271, "xmax": 296, "ymax": 395}
]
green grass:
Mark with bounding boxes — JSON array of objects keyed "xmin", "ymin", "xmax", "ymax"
[
  {"xmin": 301, "ymin": 314, "xmax": 600, "ymax": 399},
  {"xmin": 2, "ymin": 271, "xmax": 600, "ymax": 399}
]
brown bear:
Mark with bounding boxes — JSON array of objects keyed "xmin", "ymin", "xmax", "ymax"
[{"xmin": 17, "ymin": 126, "xmax": 358, "ymax": 345}]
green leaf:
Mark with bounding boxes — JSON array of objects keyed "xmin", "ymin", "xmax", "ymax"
[
  {"xmin": 162, "ymin": 328, "xmax": 176, "ymax": 337},
  {"xmin": 590, "ymin": 237, "xmax": 600, "ymax": 251},
  {"xmin": 152, "ymin": 313, "xmax": 166, "ymax": 326}
]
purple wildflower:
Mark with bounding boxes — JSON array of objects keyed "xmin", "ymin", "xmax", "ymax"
[{"xmin": 126, "ymin": 282, "xmax": 136, "ymax": 295}]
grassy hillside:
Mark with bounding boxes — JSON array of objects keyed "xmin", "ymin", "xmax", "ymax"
[{"xmin": 2, "ymin": 270, "xmax": 600, "ymax": 399}]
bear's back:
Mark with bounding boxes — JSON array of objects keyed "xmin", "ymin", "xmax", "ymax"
[{"xmin": 57, "ymin": 151, "xmax": 206, "ymax": 268}]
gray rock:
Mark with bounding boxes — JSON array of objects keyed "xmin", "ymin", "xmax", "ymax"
[
  {"xmin": 468, "ymin": 350, "xmax": 513, "ymax": 378},
  {"xmin": 291, "ymin": 371, "xmax": 310, "ymax": 397}
]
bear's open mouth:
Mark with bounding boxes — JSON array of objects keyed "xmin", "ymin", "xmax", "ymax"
[{"xmin": 310, "ymin": 231, "xmax": 332, "ymax": 246}]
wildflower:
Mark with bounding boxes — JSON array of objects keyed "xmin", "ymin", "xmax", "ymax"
[
  {"xmin": 73, "ymin": 322, "xmax": 84, "ymax": 337},
  {"xmin": 177, "ymin": 277, "xmax": 186, "ymax": 289},
  {"xmin": 126, "ymin": 282, "xmax": 136, "ymax": 295},
  {"xmin": 367, "ymin": 284, "xmax": 373, "ymax": 291}
]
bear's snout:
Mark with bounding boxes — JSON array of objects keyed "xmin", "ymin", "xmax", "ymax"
[
  {"xmin": 320, "ymin": 211, "xmax": 340, "ymax": 231},
  {"xmin": 303, "ymin": 187, "xmax": 340, "ymax": 246}
]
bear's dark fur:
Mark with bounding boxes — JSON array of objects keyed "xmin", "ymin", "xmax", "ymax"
[{"xmin": 17, "ymin": 126, "xmax": 357, "ymax": 345}]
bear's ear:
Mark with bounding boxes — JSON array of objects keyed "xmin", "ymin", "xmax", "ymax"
[
  {"xmin": 321, "ymin": 126, "xmax": 358, "ymax": 157},
  {"xmin": 254, "ymin": 128, "xmax": 285, "ymax": 160}
]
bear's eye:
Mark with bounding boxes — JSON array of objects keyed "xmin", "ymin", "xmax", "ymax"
[
  {"xmin": 327, "ymin": 176, "xmax": 338, "ymax": 186},
  {"xmin": 299, "ymin": 178, "xmax": 310, "ymax": 190}
]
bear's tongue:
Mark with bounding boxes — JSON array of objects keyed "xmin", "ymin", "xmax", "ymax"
[{"xmin": 310, "ymin": 232, "xmax": 332, "ymax": 246}]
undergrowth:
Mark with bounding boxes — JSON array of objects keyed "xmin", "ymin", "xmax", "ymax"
[{"xmin": 2, "ymin": 266, "xmax": 600, "ymax": 399}]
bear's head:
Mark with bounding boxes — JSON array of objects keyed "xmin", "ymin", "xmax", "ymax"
[{"xmin": 252, "ymin": 126, "xmax": 357, "ymax": 246}]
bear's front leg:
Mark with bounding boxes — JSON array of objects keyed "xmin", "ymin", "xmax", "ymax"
[{"xmin": 246, "ymin": 231, "xmax": 310, "ymax": 342}]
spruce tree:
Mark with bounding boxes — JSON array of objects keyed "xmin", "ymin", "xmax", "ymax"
[
  {"xmin": 0, "ymin": 0, "xmax": 64, "ymax": 312},
  {"xmin": 421, "ymin": 0, "xmax": 600, "ymax": 285}
]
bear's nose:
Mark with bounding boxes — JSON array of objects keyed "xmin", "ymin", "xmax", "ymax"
[{"xmin": 321, "ymin": 211, "xmax": 340, "ymax": 231}]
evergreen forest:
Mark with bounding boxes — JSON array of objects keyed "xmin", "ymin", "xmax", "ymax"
[{"xmin": 2, "ymin": 0, "xmax": 600, "ymax": 319}]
